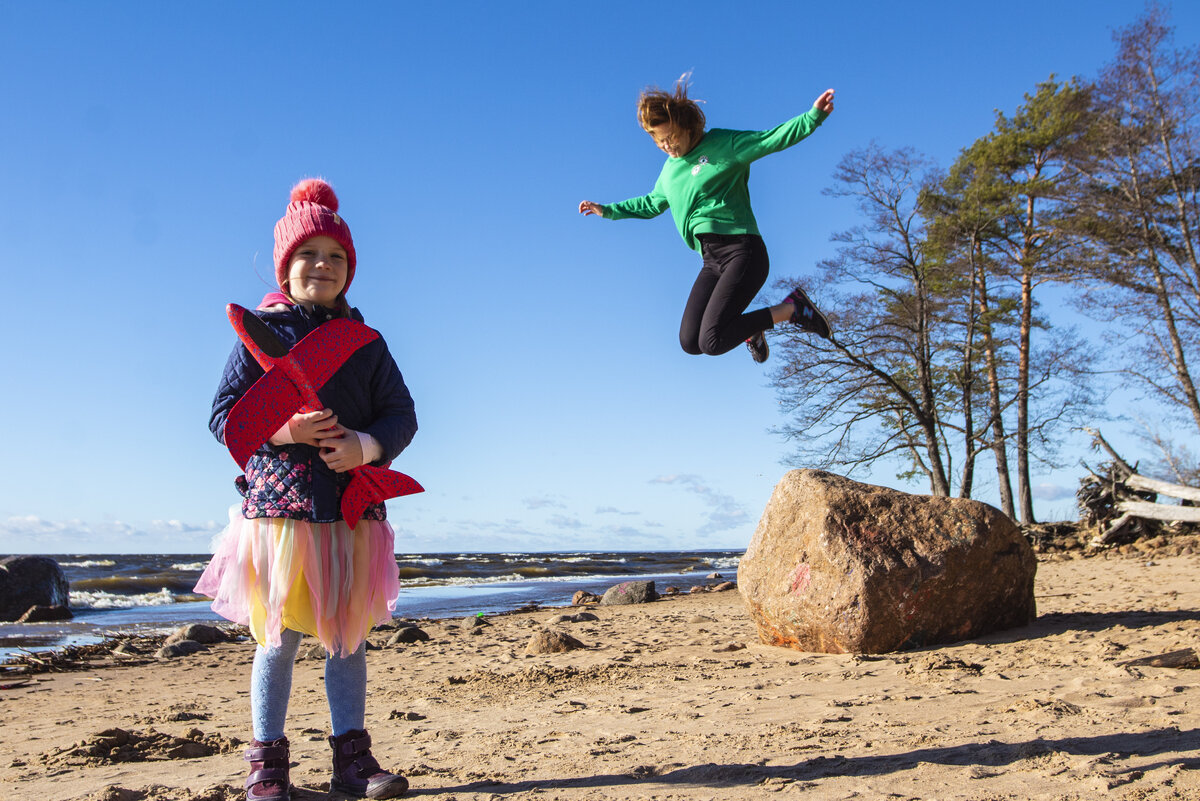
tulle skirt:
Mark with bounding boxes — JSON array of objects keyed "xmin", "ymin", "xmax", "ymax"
[{"xmin": 195, "ymin": 507, "xmax": 400, "ymax": 657}]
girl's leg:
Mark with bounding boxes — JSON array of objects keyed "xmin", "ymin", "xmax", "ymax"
[
  {"xmin": 251, "ymin": 628, "xmax": 303, "ymax": 741},
  {"xmin": 696, "ymin": 236, "xmax": 773, "ymax": 355},
  {"xmin": 679, "ymin": 263, "xmax": 721, "ymax": 355},
  {"xmin": 325, "ymin": 643, "xmax": 367, "ymax": 736}
]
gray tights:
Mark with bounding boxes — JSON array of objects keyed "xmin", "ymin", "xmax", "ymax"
[{"xmin": 250, "ymin": 628, "xmax": 367, "ymax": 741}]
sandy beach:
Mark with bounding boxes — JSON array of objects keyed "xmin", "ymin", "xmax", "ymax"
[{"xmin": 2, "ymin": 546, "xmax": 1198, "ymax": 801}]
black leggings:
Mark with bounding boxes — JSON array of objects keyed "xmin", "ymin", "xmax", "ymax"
[{"xmin": 679, "ymin": 233, "xmax": 774, "ymax": 356}]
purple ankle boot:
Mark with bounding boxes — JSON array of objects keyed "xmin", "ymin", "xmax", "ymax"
[
  {"xmin": 244, "ymin": 737, "xmax": 290, "ymax": 801},
  {"xmin": 329, "ymin": 729, "xmax": 408, "ymax": 799}
]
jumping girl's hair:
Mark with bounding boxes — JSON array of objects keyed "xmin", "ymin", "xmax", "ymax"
[{"xmin": 637, "ymin": 73, "xmax": 706, "ymax": 141}]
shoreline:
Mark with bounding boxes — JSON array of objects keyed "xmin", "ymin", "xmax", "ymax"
[{"xmin": 1, "ymin": 544, "xmax": 1198, "ymax": 800}]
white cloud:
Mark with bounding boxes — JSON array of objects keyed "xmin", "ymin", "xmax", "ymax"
[
  {"xmin": 1032, "ymin": 483, "xmax": 1075, "ymax": 501},
  {"xmin": 522, "ymin": 496, "xmax": 566, "ymax": 510},
  {"xmin": 596, "ymin": 506, "xmax": 639, "ymax": 516},
  {"xmin": 649, "ymin": 474, "xmax": 750, "ymax": 534}
]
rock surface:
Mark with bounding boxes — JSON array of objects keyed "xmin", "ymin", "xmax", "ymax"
[
  {"xmin": 0, "ymin": 556, "xmax": 70, "ymax": 622},
  {"xmin": 165, "ymin": 624, "xmax": 225, "ymax": 646},
  {"xmin": 738, "ymin": 470, "xmax": 1037, "ymax": 654},
  {"xmin": 601, "ymin": 581, "xmax": 657, "ymax": 606},
  {"xmin": 16, "ymin": 604, "xmax": 73, "ymax": 623},
  {"xmin": 525, "ymin": 629, "xmax": 586, "ymax": 654}
]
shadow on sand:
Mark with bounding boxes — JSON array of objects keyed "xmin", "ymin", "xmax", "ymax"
[{"xmin": 413, "ymin": 727, "xmax": 1200, "ymax": 795}]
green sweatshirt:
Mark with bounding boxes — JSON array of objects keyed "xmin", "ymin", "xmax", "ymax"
[{"xmin": 602, "ymin": 107, "xmax": 829, "ymax": 252}]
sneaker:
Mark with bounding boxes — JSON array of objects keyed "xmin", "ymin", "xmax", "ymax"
[
  {"xmin": 785, "ymin": 287, "xmax": 831, "ymax": 339},
  {"xmin": 745, "ymin": 332, "xmax": 769, "ymax": 363}
]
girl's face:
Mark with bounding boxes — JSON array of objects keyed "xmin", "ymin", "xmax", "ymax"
[
  {"xmin": 286, "ymin": 235, "xmax": 348, "ymax": 308},
  {"xmin": 647, "ymin": 122, "xmax": 695, "ymax": 158}
]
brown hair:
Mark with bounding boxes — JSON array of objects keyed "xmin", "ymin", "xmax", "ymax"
[{"xmin": 637, "ymin": 74, "xmax": 706, "ymax": 142}]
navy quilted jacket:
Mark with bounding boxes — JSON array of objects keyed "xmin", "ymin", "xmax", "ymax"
[{"xmin": 211, "ymin": 303, "xmax": 417, "ymax": 523}]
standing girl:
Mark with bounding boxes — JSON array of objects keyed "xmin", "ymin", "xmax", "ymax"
[
  {"xmin": 196, "ymin": 179, "xmax": 417, "ymax": 800},
  {"xmin": 579, "ymin": 76, "xmax": 835, "ymax": 363}
]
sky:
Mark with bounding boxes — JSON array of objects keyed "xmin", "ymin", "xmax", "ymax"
[{"xmin": 1, "ymin": 1, "xmax": 1197, "ymax": 555}]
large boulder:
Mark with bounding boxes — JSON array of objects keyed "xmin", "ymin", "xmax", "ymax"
[
  {"xmin": 738, "ymin": 470, "xmax": 1036, "ymax": 654},
  {"xmin": 600, "ymin": 580, "xmax": 657, "ymax": 606},
  {"xmin": 0, "ymin": 556, "xmax": 70, "ymax": 622}
]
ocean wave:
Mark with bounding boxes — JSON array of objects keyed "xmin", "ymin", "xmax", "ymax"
[
  {"xmin": 170, "ymin": 562, "xmax": 208, "ymax": 572},
  {"xmin": 72, "ymin": 576, "xmax": 198, "ymax": 595},
  {"xmin": 397, "ymin": 558, "xmax": 443, "ymax": 567},
  {"xmin": 708, "ymin": 556, "xmax": 741, "ymax": 570},
  {"xmin": 397, "ymin": 572, "xmax": 609, "ymax": 588},
  {"xmin": 70, "ymin": 588, "xmax": 192, "ymax": 609},
  {"xmin": 58, "ymin": 560, "xmax": 116, "ymax": 568}
]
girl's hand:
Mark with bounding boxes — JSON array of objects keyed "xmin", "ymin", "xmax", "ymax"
[
  {"xmin": 579, "ymin": 200, "xmax": 604, "ymax": 217},
  {"xmin": 319, "ymin": 427, "xmax": 365, "ymax": 473},
  {"xmin": 813, "ymin": 88, "xmax": 835, "ymax": 114},
  {"xmin": 288, "ymin": 409, "xmax": 339, "ymax": 447}
]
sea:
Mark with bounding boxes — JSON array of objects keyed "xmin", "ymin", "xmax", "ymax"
[{"xmin": 0, "ymin": 550, "xmax": 743, "ymax": 661}]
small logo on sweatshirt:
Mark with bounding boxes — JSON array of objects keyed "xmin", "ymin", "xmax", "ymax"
[{"xmin": 691, "ymin": 155, "xmax": 709, "ymax": 176}]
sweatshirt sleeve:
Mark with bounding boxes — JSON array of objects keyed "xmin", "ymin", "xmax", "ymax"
[
  {"xmin": 210, "ymin": 341, "xmax": 264, "ymax": 445},
  {"xmin": 730, "ymin": 107, "xmax": 829, "ymax": 163},
  {"xmin": 362, "ymin": 340, "xmax": 418, "ymax": 465},
  {"xmin": 601, "ymin": 186, "xmax": 669, "ymax": 220}
]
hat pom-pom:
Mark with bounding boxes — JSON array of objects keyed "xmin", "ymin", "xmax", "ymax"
[{"xmin": 290, "ymin": 178, "xmax": 339, "ymax": 211}]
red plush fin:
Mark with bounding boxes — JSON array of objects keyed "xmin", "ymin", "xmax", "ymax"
[
  {"xmin": 340, "ymin": 466, "xmax": 425, "ymax": 527},
  {"xmin": 225, "ymin": 369, "xmax": 304, "ymax": 469}
]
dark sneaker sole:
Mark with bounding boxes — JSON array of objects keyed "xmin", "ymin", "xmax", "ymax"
[
  {"xmin": 787, "ymin": 287, "xmax": 831, "ymax": 339},
  {"xmin": 745, "ymin": 333, "xmax": 769, "ymax": 363}
]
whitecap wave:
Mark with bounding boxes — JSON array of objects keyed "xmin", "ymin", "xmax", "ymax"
[
  {"xmin": 708, "ymin": 556, "xmax": 741, "ymax": 570},
  {"xmin": 69, "ymin": 588, "xmax": 180, "ymax": 609},
  {"xmin": 169, "ymin": 562, "xmax": 208, "ymax": 571},
  {"xmin": 58, "ymin": 560, "xmax": 116, "ymax": 568}
]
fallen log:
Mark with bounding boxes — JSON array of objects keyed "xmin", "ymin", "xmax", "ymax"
[
  {"xmin": 1116, "ymin": 500, "xmax": 1200, "ymax": 522},
  {"xmin": 1118, "ymin": 648, "xmax": 1199, "ymax": 669}
]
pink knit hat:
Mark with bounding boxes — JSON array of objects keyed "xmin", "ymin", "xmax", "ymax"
[{"xmin": 273, "ymin": 178, "xmax": 357, "ymax": 293}]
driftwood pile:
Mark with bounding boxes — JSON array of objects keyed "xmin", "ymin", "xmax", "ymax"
[{"xmin": 1079, "ymin": 428, "xmax": 1200, "ymax": 547}]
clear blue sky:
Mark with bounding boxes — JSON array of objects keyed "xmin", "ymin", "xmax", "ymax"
[{"xmin": 2, "ymin": 1, "xmax": 1196, "ymax": 554}]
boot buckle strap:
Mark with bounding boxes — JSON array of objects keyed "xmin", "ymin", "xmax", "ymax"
[{"xmin": 245, "ymin": 767, "xmax": 288, "ymax": 789}]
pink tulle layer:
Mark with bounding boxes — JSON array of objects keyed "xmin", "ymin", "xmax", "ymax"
[{"xmin": 195, "ymin": 509, "xmax": 400, "ymax": 657}]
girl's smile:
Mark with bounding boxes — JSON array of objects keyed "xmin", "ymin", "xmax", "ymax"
[{"xmin": 286, "ymin": 235, "xmax": 348, "ymax": 307}]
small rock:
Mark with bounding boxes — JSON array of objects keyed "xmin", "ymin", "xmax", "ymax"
[
  {"xmin": 462, "ymin": 615, "xmax": 491, "ymax": 628},
  {"xmin": 711, "ymin": 581, "xmax": 736, "ymax": 592},
  {"xmin": 600, "ymin": 581, "xmax": 657, "ymax": 606},
  {"xmin": 572, "ymin": 591, "xmax": 600, "ymax": 606},
  {"xmin": 16, "ymin": 604, "xmax": 73, "ymax": 623},
  {"xmin": 156, "ymin": 640, "xmax": 206, "ymax": 659},
  {"xmin": 572, "ymin": 612, "xmax": 599, "ymax": 622},
  {"xmin": 388, "ymin": 627, "xmax": 430, "ymax": 645},
  {"xmin": 706, "ymin": 572, "xmax": 723, "ymax": 580},
  {"xmin": 688, "ymin": 586, "xmax": 705, "ymax": 594},
  {"xmin": 663, "ymin": 586, "xmax": 680, "ymax": 595},
  {"xmin": 165, "ymin": 624, "xmax": 225, "ymax": 645},
  {"xmin": 388, "ymin": 710, "xmax": 427, "ymax": 721},
  {"xmin": 526, "ymin": 629, "xmax": 586, "ymax": 654},
  {"xmin": 546, "ymin": 614, "xmax": 574, "ymax": 625},
  {"xmin": 303, "ymin": 644, "xmax": 327, "ymax": 660}
]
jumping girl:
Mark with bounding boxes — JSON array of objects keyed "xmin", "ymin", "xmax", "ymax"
[
  {"xmin": 579, "ymin": 77, "xmax": 835, "ymax": 363},
  {"xmin": 196, "ymin": 179, "xmax": 416, "ymax": 800}
]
